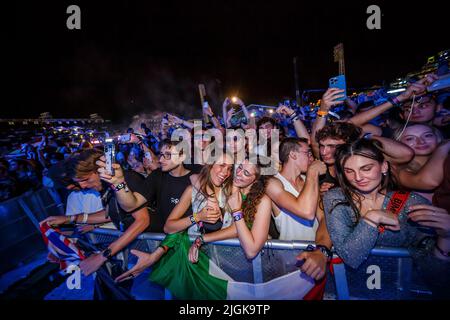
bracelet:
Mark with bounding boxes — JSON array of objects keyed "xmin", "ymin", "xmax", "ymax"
[
  {"xmin": 81, "ymin": 213, "xmax": 88, "ymax": 224},
  {"xmin": 189, "ymin": 215, "xmax": 196, "ymax": 225},
  {"xmin": 193, "ymin": 211, "xmax": 200, "ymax": 224},
  {"xmin": 232, "ymin": 211, "xmax": 244, "ymax": 222},
  {"xmin": 435, "ymin": 243, "xmax": 450, "ymax": 258},
  {"xmin": 317, "ymin": 110, "xmax": 329, "ymax": 118},
  {"xmin": 194, "ymin": 235, "xmax": 204, "ymax": 248},
  {"xmin": 69, "ymin": 215, "xmax": 76, "ymax": 223},
  {"xmin": 289, "ymin": 112, "xmax": 298, "ymax": 121}
]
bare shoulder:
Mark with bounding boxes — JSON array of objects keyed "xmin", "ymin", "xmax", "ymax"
[
  {"xmin": 266, "ymin": 176, "xmax": 282, "ymax": 190},
  {"xmin": 258, "ymin": 194, "xmax": 273, "ymax": 209},
  {"xmin": 190, "ymin": 174, "xmax": 200, "ymax": 187}
]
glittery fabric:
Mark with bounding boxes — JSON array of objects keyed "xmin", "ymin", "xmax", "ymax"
[{"xmin": 323, "ymin": 188, "xmax": 435, "ymax": 269}]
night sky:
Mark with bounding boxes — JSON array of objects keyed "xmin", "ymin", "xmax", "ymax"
[{"xmin": 9, "ymin": 0, "xmax": 449, "ymax": 123}]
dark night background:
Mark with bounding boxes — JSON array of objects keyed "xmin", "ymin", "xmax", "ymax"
[{"xmin": 9, "ymin": 0, "xmax": 449, "ymax": 124}]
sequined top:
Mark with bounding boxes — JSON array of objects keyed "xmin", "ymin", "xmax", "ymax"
[{"xmin": 323, "ymin": 188, "xmax": 435, "ymax": 269}]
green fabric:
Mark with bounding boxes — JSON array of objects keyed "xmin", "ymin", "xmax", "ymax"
[{"xmin": 149, "ymin": 231, "xmax": 228, "ymax": 300}]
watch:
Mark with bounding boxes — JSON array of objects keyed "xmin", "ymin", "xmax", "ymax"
[
  {"xmin": 102, "ymin": 248, "xmax": 112, "ymax": 259},
  {"xmin": 316, "ymin": 245, "xmax": 333, "ymax": 261},
  {"xmin": 113, "ymin": 182, "xmax": 128, "ymax": 192}
]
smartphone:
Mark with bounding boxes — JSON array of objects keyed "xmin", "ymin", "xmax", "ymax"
[
  {"xmin": 104, "ymin": 142, "xmax": 115, "ymax": 176},
  {"xmin": 329, "ymin": 75, "xmax": 347, "ymax": 101},
  {"xmin": 119, "ymin": 134, "xmax": 131, "ymax": 143}
]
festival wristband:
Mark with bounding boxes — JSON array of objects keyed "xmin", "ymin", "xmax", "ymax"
[
  {"xmin": 193, "ymin": 211, "xmax": 200, "ymax": 223},
  {"xmin": 317, "ymin": 110, "xmax": 329, "ymax": 118},
  {"xmin": 232, "ymin": 211, "xmax": 244, "ymax": 222},
  {"xmin": 81, "ymin": 213, "xmax": 88, "ymax": 224},
  {"xmin": 388, "ymin": 96, "xmax": 401, "ymax": 108}
]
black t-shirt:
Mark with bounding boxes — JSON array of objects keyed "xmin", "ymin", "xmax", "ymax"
[
  {"xmin": 103, "ymin": 170, "xmax": 151, "ymax": 232},
  {"xmin": 138, "ymin": 169, "xmax": 194, "ymax": 232},
  {"xmin": 319, "ymin": 167, "xmax": 339, "ymax": 187}
]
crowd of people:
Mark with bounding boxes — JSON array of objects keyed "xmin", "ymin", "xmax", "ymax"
[{"xmin": 3, "ymin": 70, "xmax": 450, "ymax": 299}]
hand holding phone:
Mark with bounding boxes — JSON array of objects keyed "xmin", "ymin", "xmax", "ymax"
[
  {"xmin": 329, "ymin": 75, "xmax": 347, "ymax": 102},
  {"xmin": 104, "ymin": 142, "xmax": 115, "ymax": 176}
]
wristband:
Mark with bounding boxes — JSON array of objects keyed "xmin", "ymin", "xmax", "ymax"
[
  {"xmin": 232, "ymin": 211, "xmax": 244, "ymax": 222},
  {"xmin": 315, "ymin": 245, "xmax": 333, "ymax": 261},
  {"xmin": 193, "ymin": 211, "xmax": 200, "ymax": 224},
  {"xmin": 194, "ymin": 235, "xmax": 204, "ymax": 248},
  {"xmin": 69, "ymin": 215, "xmax": 76, "ymax": 223},
  {"xmin": 189, "ymin": 215, "xmax": 196, "ymax": 225},
  {"xmin": 289, "ymin": 112, "xmax": 298, "ymax": 121},
  {"xmin": 82, "ymin": 213, "xmax": 88, "ymax": 224},
  {"xmin": 317, "ymin": 110, "xmax": 329, "ymax": 118},
  {"xmin": 388, "ymin": 96, "xmax": 401, "ymax": 108}
]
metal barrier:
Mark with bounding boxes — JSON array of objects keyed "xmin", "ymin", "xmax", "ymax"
[
  {"xmin": 88, "ymin": 228, "xmax": 433, "ymax": 300},
  {"xmin": 0, "ymin": 188, "xmax": 65, "ymax": 274},
  {"xmin": 1, "ymin": 187, "xmax": 434, "ymax": 299}
]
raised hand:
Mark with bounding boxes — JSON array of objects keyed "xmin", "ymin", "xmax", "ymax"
[
  {"xmin": 276, "ymin": 105, "xmax": 295, "ymax": 117},
  {"xmin": 96, "ymin": 156, "xmax": 125, "ymax": 186},
  {"xmin": 398, "ymin": 74, "xmax": 439, "ymax": 102},
  {"xmin": 307, "ymin": 160, "xmax": 327, "ymax": 176},
  {"xmin": 320, "ymin": 88, "xmax": 346, "ymax": 111}
]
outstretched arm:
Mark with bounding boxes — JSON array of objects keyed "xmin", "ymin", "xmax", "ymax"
[{"xmin": 370, "ymin": 135, "xmax": 415, "ymax": 165}]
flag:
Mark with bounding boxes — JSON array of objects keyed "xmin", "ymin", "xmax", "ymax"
[
  {"xmin": 149, "ymin": 232, "xmax": 320, "ymax": 300},
  {"xmin": 39, "ymin": 222, "xmax": 86, "ymax": 270}
]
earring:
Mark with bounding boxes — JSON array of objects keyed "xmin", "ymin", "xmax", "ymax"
[{"xmin": 382, "ymin": 172, "xmax": 387, "ymax": 176}]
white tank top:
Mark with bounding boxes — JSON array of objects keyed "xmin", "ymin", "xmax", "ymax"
[
  {"xmin": 273, "ymin": 173, "xmax": 318, "ymax": 241},
  {"xmin": 188, "ymin": 186, "xmax": 233, "ymax": 236}
]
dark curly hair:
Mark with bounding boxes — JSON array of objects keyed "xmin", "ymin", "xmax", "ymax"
[{"xmin": 315, "ymin": 122, "xmax": 362, "ymax": 144}]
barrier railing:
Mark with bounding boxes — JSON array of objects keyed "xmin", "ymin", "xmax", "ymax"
[
  {"xmin": 1, "ymin": 188, "xmax": 433, "ymax": 299},
  {"xmin": 0, "ymin": 188, "xmax": 64, "ymax": 274},
  {"xmin": 88, "ymin": 228, "xmax": 431, "ymax": 300}
]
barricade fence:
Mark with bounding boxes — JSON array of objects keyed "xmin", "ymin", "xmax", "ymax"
[{"xmin": 1, "ymin": 188, "xmax": 434, "ymax": 299}]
